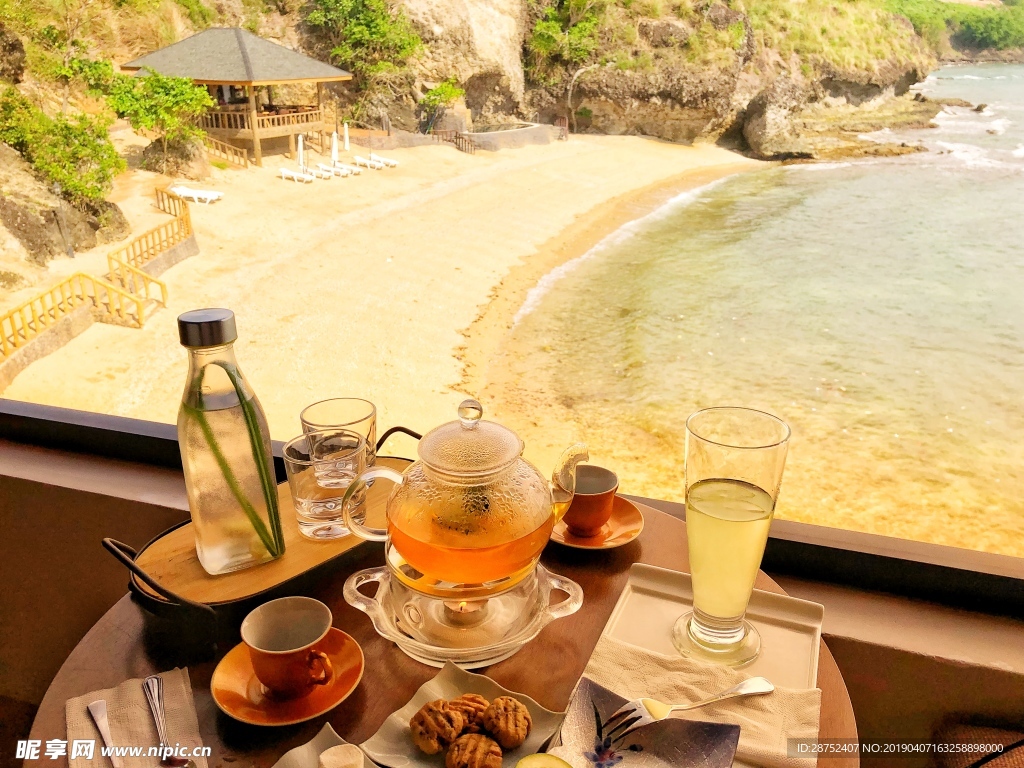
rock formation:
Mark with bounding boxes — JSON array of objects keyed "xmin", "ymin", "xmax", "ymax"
[
  {"xmin": 0, "ymin": 22, "xmax": 26, "ymax": 84},
  {"xmin": 399, "ymin": 0, "xmax": 528, "ymax": 121},
  {"xmin": 0, "ymin": 145, "xmax": 129, "ymax": 274}
]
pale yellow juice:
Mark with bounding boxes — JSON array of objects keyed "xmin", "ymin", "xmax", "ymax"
[{"xmin": 686, "ymin": 478, "xmax": 774, "ymax": 619}]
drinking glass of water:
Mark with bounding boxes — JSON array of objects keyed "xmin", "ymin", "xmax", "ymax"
[
  {"xmin": 300, "ymin": 398, "xmax": 378, "ymax": 466},
  {"xmin": 283, "ymin": 429, "xmax": 366, "ymax": 540},
  {"xmin": 671, "ymin": 406, "xmax": 791, "ymax": 667}
]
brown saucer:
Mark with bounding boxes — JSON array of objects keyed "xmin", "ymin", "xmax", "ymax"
[
  {"xmin": 211, "ymin": 627, "xmax": 364, "ymax": 726},
  {"xmin": 551, "ymin": 495, "xmax": 644, "ymax": 549}
]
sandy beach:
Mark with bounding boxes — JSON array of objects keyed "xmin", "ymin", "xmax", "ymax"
[{"xmin": 3, "ymin": 136, "xmax": 760, "ymax": 451}]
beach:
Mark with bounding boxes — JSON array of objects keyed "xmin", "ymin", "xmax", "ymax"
[{"xmin": 3, "ymin": 135, "xmax": 759, "ymax": 451}]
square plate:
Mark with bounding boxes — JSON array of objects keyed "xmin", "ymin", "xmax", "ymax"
[
  {"xmin": 603, "ymin": 564, "xmax": 824, "ymax": 688},
  {"xmin": 548, "ymin": 677, "xmax": 740, "ymax": 768},
  {"xmin": 360, "ymin": 662, "xmax": 564, "ymax": 768}
]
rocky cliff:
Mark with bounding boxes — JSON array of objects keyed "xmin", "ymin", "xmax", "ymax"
[
  {"xmin": 382, "ymin": 0, "xmax": 942, "ymax": 159},
  {"xmin": 0, "ymin": 144, "xmax": 129, "ymax": 291}
]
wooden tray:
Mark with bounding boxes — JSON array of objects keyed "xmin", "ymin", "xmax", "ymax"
[{"xmin": 112, "ymin": 457, "xmax": 409, "ymax": 607}]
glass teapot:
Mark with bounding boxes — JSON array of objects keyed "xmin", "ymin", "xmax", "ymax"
[{"xmin": 342, "ymin": 399, "xmax": 588, "ymax": 598}]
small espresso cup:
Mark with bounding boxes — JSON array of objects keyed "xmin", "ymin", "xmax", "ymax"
[
  {"xmin": 240, "ymin": 597, "xmax": 334, "ymax": 699},
  {"xmin": 563, "ymin": 465, "xmax": 619, "ymax": 537}
]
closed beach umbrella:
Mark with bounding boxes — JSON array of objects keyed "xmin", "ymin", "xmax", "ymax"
[
  {"xmin": 297, "ymin": 134, "xmax": 304, "ymax": 169},
  {"xmin": 331, "ymin": 132, "xmax": 338, "ymax": 164}
]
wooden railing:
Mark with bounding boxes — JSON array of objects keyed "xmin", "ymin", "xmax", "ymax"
[
  {"xmin": 201, "ymin": 108, "xmax": 324, "ymax": 134},
  {"xmin": 257, "ymin": 109, "xmax": 323, "ymax": 131},
  {"xmin": 0, "ymin": 274, "xmax": 148, "ymax": 359},
  {"xmin": 555, "ymin": 116, "xmax": 569, "ymax": 140},
  {"xmin": 0, "ymin": 189, "xmax": 192, "ymax": 362},
  {"xmin": 203, "ymin": 135, "xmax": 249, "ymax": 168},
  {"xmin": 106, "ymin": 256, "xmax": 168, "ymax": 306},
  {"xmin": 108, "ymin": 202, "xmax": 192, "ymax": 269},
  {"xmin": 431, "ymin": 130, "xmax": 477, "ymax": 155},
  {"xmin": 154, "ymin": 187, "xmax": 185, "ymax": 217},
  {"xmin": 201, "ymin": 110, "xmax": 250, "ymax": 132}
]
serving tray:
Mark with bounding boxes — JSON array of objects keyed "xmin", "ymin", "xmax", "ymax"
[
  {"xmin": 105, "ymin": 457, "xmax": 410, "ymax": 608},
  {"xmin": 601, "ymin": 563, "xmax": 824, "ymax": 688}
]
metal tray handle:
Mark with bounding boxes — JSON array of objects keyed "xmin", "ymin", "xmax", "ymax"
[{"xmin": 102, "ymin": 538, "xmax": 216, "ymax": 620}]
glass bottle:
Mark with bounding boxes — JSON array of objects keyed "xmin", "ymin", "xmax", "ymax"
[{"xmin": 176, "ymin": 308, "xmax": 284, "ymax": 575}]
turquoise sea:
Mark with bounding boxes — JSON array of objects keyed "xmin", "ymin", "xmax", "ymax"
[{"xmin": 497, "ymin": 63, "xmax": 1024, "ymax": 555}]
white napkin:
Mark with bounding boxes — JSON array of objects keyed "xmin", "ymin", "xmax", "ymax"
[
  {"xmin": 65, "ymin": 668, "xmax": 208, "ymax": 768},
  {"xmin": 579, "ymin": 635, "xmax": 820, "ymax": 768}
]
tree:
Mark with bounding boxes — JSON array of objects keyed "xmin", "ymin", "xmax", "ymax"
[
  {"xmin": 105, "ymin": 68, "xmax": 214, "ymax": 163},
  {"xmin": 0, "ymin": 86, "xmax": 125, "ymax": 203},
  {"xmin": 37, "ymin": 0, "xmax": 102, "ymax": 112},
  {"xmin": 305, "ymin": 0, "xmax": 421, "ymax": 87},
  {"xmin": 419, "ymin": 77, "xmax": 464, "ymax": 130}
]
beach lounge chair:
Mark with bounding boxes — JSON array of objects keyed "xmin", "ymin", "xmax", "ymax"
[
  {"xmin": 280, "ymin": 168, "xmax": 314, "ymax": 183},
  {"xmin": 333, "ymin": 161, "xmax": 362, "ymax": 175},
  {"xmin": 354, "ymin": 156, "xmax": 385, "ymax": 170},
  {"xmin": 303, "ymin": 165, "xmax": 334, "ymax": 180},
  {"xmin": 370, "ymin": 153, "xmax": 399, "ymax": 168},
  {"xmin": 168, "ymin": 185, "xmax": 223, "ymax": 204},
  {"xmin": 318, "ymin": 163, "xmax": 350, "ymax": 178}
]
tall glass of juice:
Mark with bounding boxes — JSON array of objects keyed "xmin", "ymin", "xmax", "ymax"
[{"xmin": 671, "ymin": 406, "xmax": 791, "ymax": 666}]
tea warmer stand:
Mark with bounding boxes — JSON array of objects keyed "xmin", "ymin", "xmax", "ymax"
[{"xmin": 343, "ymin": 564, "xmax": 583, "ymax": 668}]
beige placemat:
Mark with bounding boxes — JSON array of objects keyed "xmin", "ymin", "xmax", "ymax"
[
  {"xmin": 65, "ymin": 668, "xmax": 208, "ymax": 768},
  {"xmin": 584, "ymin": 635, "xmax": 821, "ymax": 768}
]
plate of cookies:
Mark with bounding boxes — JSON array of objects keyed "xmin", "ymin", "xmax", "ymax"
[{"xmin": 359, "ymin": 662, "xmax": 564, "ymax": 768}]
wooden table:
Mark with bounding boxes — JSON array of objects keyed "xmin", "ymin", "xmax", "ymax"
[{"xmin": 30, "ymin": 503, "xmax": 858, "ymax": 768}]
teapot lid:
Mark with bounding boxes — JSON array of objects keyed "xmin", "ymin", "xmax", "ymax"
[{"xmin": 418, "ymin": 399, "xmax": 524, "ymax": 476}]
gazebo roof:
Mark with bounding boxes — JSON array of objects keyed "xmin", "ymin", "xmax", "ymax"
[{"xmin": 121, "ymin": 27, "xmax": 352, "ymax": 86}]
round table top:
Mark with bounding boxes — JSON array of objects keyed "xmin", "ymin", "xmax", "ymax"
[{"xmin": 30, "ymin": 502, "xmax": 858, "ymax": 768}]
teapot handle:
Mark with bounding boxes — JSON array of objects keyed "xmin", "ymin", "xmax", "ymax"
[{"xmin": 342, "ymin": 466, "xmax": 404, "ymax": 542}]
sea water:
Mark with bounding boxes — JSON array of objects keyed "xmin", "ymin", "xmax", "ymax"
[{"xmin": 499, "ymin": 63, "xmax": 1024, "ymax": 556}]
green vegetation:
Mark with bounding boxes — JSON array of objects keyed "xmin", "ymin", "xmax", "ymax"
[
  {"xmin": 168, "ymin": 0, "xmax": 214, "ymax": 27},
  {"xmin": 102, "ymin": 67, "xmax": 213, "ymax": 160},
  {"xmin": 420, "ymin": 78, "xmax": 464, "ymax": 114},
  {"xmin": 0, "ymin": 86, "xmax": 125, "ymax": 202},
  {"xmin": 528, "ymin": 0, "xmax": 608, "ymax": 70},
  {"xmin": 526, "ymin": 0, "xmax": 934, "ymax": 88},
  {"xmin": 887, "ymin": 0, "xmax": 1024, "ymax": 50},
  {"xmin": 304, "ymin": 0, "xmax": 421, "ymax": 118},
  {"xmin": 305, "ymin": 0, "xmax": 421, "ymax": 85},
  {"xmin": 742, "ymin": 0, "xmax": 927, "ymax": 70}
]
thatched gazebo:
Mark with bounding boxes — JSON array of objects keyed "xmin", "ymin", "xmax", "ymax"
[{"xmin": 122, "ymin": 28, "xmax": 352, "ymax": 166}]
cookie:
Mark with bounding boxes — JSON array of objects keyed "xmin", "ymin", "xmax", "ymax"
[
  {"xmin": 481, "ymin": 696, "xmax": 532, "ymax": 750},
  {"xmin": 410, "ymin": 700, "xmax": 465, "ymax": 755},
  {"xmin": 449, "ymin": 693, "xmax": 490, "ymax": 734},
  {"xmin": 445, "ymin": 734, "xmax": 502, "ymax": 768}
]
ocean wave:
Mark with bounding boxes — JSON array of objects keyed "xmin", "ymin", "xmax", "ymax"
[
  {"xmin": 933, "ymin": 108, "xmax": 1013, "ymax": 136},
  {"xmin": 935, "ymin": 141, "xmax": 1004, "ymax": 169},
  {"xmin": 786, "ymin": 161, "xmax": 853, "ymax": 171},
  {"xmin": 1014, "ymin": 144, "xmax": 1024, "ymax": 158},
  {"xmin": 511, "ymin": 177, "xmax": 732, "ymax": 326}
]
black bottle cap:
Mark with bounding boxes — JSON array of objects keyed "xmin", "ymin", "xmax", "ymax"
[{"xmin": 177, "ymin": 308, "xmax": 238, "ymax": 348}]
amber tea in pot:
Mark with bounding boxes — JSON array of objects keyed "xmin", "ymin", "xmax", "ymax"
[{"xmin": 343, "ymin": 400, "xmax": 587, "ymax": 598}]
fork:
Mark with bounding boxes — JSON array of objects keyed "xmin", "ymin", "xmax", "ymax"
[{"xmin": 602, "ymin": 676, "xmax": 776, "ymax": 739}]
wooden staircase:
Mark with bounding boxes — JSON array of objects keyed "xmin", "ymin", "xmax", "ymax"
[{"xmin": 1, "ymin": 189, "xmax": 189, "ymax": 362}]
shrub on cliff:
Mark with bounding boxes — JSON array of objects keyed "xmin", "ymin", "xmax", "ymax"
[
  {"xmin": 305, "ymin": 0, "xmax": 421, "ymax": 85},
  {"xmin": 887, "ymin": 0, "xmax": 1024, "ymax": 51},
  {"xmin": 528, "ymin": 0, "xmax": 608, "ymax": 79},
  {"xmin": 0, "ymin": 86, "xmax": 124, "ymax": 202}
]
